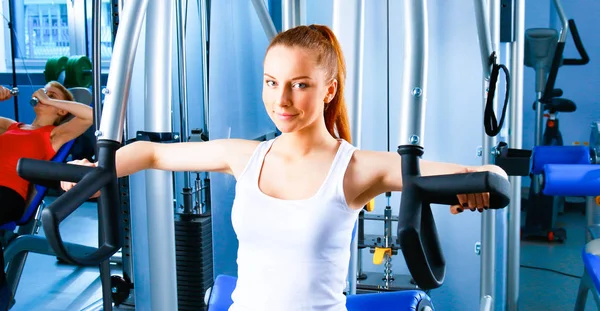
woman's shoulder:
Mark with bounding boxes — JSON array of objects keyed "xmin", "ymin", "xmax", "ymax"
[{"xmin": 222, "ymin": 138, "xmax": 263, "ymax": 153}]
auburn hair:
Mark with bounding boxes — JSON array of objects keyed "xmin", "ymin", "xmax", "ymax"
[
  {"xmin": 46, "ymin": 81, "xmax": 75, "ymax": 125},
  {"xmin": 266, "ymin": 25, "xmax": 351, "ymax": 143}
]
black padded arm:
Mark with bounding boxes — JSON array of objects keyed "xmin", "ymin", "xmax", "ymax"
[{"xmin": 17, "ymin": 140, "xmax": 122, "ymax": 266}]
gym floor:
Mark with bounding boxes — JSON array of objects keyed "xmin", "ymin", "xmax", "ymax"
[{"xmin": 7, "ymin": 197, "xmax": 596, "ymax": 311}]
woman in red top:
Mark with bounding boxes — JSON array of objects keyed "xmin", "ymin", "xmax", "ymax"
[{"xmin": 0, "ymin": 82, "xmax": 93, "ymax": 225}]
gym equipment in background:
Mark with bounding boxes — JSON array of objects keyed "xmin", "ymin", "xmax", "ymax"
[
  {"xmin": 356, "ymin": 198, "xmax": 418, "ymax": 293},
  {"xmin": 573, "ymin": 122, "xmax": 600, "ymax": 311},
  {"xmin": 523, "ymin": 1, "xmax": 589, "ymax": 242},
  {"xmin": 15, "ymin": 0, "xmax": 213, "ymax": 310},
  {"xmin": 495, "ymin": 125, "xmax": 597, "ymax": 242},
  {"xmin": 43, "ymin": 55, "xmax": 94, "ymax": 89},
  {"xmin": 519, "ymin": 0, "xmax": 588, "ymax": 242},
  {"xmin": 14, "ymin": 0, "xmax": 146, "ymax": 308},
  {"xmin": 0, "ymin": 88, "xmax": 95, "ymax": 309}
]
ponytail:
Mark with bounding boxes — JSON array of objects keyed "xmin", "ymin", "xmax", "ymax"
[
  {"xmin": 268, "ymin": 24, "xmax": 352, "ymax": 144},
  {"xmin": 316, "ymin": 25, "xmax": 352, "ymax": 144}
]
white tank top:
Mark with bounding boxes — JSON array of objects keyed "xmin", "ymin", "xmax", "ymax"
[{"xmin": 229, "ymin": 138, "xmax": 361, "ymax": 311}]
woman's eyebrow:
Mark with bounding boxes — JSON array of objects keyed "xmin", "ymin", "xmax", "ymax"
[{"xmin": 264, "ymin": 73, "xmax": 312, "ymax": 80}]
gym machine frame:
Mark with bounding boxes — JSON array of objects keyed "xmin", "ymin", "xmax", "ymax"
[
  {"xmin": 13, "ymin": 1, "xmax": 511, "ymax": 310},
  {"xmin": 392, "ymin": 1, "xmax": 511, "ymax": 310}
]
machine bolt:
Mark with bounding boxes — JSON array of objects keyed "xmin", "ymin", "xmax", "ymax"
[
  {"xmin": 112, "ymin": 287, "xmax": 118, "ymax": 294},
  {"xmin": 474, "ymin": 242, "xmax": 481, "ymax": 255},
  {"xmin": 95, "ymin": 130, "xmax": 103, "ymax": 138},
  {"xmin": 490, "ymin": 147, "xmax": 500, "ymax": 157},
  {"xmin": 476, "ymin": 146, "xmax": 483, "ymax": 157},
  {"xmin": 409, "ymin": 135, "xmax": 420, "ymax": 145},
  {"xmin": 102, "ymin": 88, "xmax": 110, "ymax": 95},
  {"xmin": 411, "ymin": 87, "xmax": 423, "ymax": 97}
]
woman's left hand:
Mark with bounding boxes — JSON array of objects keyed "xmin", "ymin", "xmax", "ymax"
[
  {"xmin": 32, "ymin": 88, "xmax": 50, "ymax": 104},
  {"xmin": 450, "ymin": 165, "xmax": 508, "ymax": 214}
]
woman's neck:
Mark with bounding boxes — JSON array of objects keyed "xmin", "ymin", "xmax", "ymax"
[
  {"xmin": 31, "ymin": 117, "xmax": 54, "ymax": 128},
  {"xmin": 276, "ymin": 122, "xmax": 338, "ymax": 156}
]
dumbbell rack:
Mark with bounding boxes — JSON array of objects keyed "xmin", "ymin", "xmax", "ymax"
[{"xmin": 356, "ymin": 193, "xmax": 418, "ymax": 293}]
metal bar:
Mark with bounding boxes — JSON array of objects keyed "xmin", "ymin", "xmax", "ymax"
[
  {"xmin": 145, "ymin": 0, "xmax": 177, "ymax": 309},
  {"xmin": 586, "ymin": 196, "xmax": 600, "ymax": 243},
  {"xmin": 97, "ymin": 0, "xmax": 150, "ymax": 143},
  {"xmin": 399, "ymin": 0, "xmax": 428, "ymax": 147},
  {"xmin": 7, "ymin": 0, "xmax": 19, "ymax": 121},
  {"xmin": 474, "ymin": 0, "xmax": 492, "ymax": 78},
  {"xmin": 534, "ymin": 91, "xmax": 543, "ymax": 147},
  {"xmin": 507, "ymin": 1, "xmax": 524, "ymax": 309},
  {"xmin": 480, "ymin": 1, "xmax": 500, "ymax": 310},
  {"xmin": 200, "ymin": 0, "xmax": 210, "ymax": 135},
  {"xmin": 480, "ymin": 295, "xmax": 493, "ymax": 311},
  {"xmin": 176, "ymin": 0, "xmax": 191, "ymax": 193},
  {"xmin": 552, "ymin": 0, "xmax": 569, "ymax": 42},
  {"xmin": 282, "ymin": 0, "xmax": 301, "ymax": 31},
  {"xmin": 251, "ymin": 0, "xmax": 278, "ymax": 41},
  {"xmin": 92, "ymin": 0, "xmax": 102, "ymax": 132}
]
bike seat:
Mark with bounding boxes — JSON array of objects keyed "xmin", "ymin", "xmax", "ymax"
[{"xmin": 546, "ymin": 98, "xmax": 576, "ymax": 113}]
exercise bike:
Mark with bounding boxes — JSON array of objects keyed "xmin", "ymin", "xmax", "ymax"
[{"xmin": 521, "ymin": 8, "xmax": 589, "ymax": 242}]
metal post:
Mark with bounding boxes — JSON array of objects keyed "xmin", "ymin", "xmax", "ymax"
[
  {"xmin": 282, "ymin": 0, "xmax": 302, "ymax": 31},
  {"xmin": 333, "ymin": 0, "xmax": 365, "ymax": 295},
  {"xmin": 176, "ymin": 0, "xmax": 191, "ymax": 212},
  {"xmin": 586, "ymin": 197, "xmax": 600, "ymax": 242},
  {"xmin": 399, "ymin": 0, "xmax": 428, "ymax": 147},
  {"xmin": 92, "ymin": 0, "xmax": 102, "ymax": 132},
  {"xmin": 507, "ymin": 1, "xmax": 524, "ymax": 310},
  {"xmin": 473, "ymin": 0, "xmax": 492, "ymax": 78},
  {"xmin": 480, "ymin": 1, "xmax": 500, "ymax": 310},
  {"xmin": 98, "ymin": 1, "xmax": 147, "ymax": 142},
  {"xmin": 144, "ymin": 0, "xmax": 177, "ymax": 310},
  {"xmin": 7, "ymin": 0, "xmax": 19, "ymax": 122},
  {"xmin": 198, "ymin": 0, "xmax": 210, "ymax": 135},
  {"xmin": 251, "ymin": 0, "xmax": 278, "ymax": 41}
]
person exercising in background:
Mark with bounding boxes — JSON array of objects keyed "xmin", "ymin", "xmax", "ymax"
[
  {"xmin": 62, "ymin": 25, "xmax": 508, "ymax": 311},
  {"xmin": 0, "ymin": 82, "xmax": 93, "ymax": 225}
]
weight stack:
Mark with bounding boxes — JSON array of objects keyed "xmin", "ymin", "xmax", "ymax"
[{"xmin": 175, "ymin": 213, "xmax": 213, "ymax": 311}]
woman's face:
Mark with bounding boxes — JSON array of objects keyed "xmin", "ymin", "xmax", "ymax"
[
  {"xmin": 262, "ymin": 45, "xmax": 336, "ymax": 134},
  {"xmin": 34, "ymin": 84, "xmax": 68, "ymax": 122}
]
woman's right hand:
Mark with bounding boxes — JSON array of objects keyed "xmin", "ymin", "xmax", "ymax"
[
  {"xmin": 0, "ymin": 86, "xmax": 11, "ymax": 101},
  {"xmin": 60, "ymin": 159, "xmax": 101, "ymax": 198},
  {"xmin": 32, "ymin": 88, "xmax": 50, "ymax": 104}
]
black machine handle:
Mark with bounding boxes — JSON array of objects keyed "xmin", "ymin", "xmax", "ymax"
[
  {"xmin": 562, "ymin": 20, "xmax": 589, "ymax": 66},
  {"xmin": 396, "ymin": 145, "xmax": 511, "ymax": 290},
  {"xmin": 541, "ymin": 19, "xmax": 589, "ymax": 104},
  {"xmin": 17, "ymin": 141, "xmax": 122, "ymax": 266}
]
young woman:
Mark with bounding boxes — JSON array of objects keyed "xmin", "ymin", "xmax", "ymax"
[
  {"xmin": 0, "ymin": 82, "xmax": 93, "ymax": 225},
  {"xmin": 62, "ymin": 25, "xmax": 507, "ymax": 310}
]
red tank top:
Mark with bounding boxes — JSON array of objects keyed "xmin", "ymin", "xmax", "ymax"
[{"xmin": 0, "ymin": 122, "xmax": 56, "ymax": 200}]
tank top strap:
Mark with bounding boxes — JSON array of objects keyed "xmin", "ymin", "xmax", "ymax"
[
  {"xmin": 236, "ymin": 138, "xmax": 276, "ymax": 185},
  {"xmin": 323, "ymin": 140, "xmax": 357, "ymax": 200},
  {"xmin": 8, "ymin": 122, "xmax": 22, "ymax": 130}
]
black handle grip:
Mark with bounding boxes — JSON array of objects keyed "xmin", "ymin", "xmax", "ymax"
[
  {"xmin": 396, "ymin": 145, "xmax": 511, "ymax": 290},
  {"xmin": 415, "ymin": 171, "xmax": 511, "ymax": 208},
  {"xmin": 16, "ymin": 141, "xmax": 122, "ymax": 266}
]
